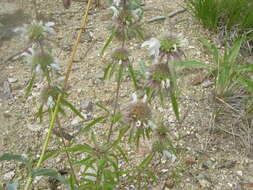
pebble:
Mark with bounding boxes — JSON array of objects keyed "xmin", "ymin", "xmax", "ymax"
[
  {"xmin": 8, "ymin": 77, "xmax": 18, "ymax": 83},
  {"xmin": 80, "ymin": 100, "xmax": 93, "ymax": 112},
  {"xmin": 3, "ymin": 170, "xmax": 15, "ymax": 180}
]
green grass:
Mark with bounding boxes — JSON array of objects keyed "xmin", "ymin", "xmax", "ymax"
[{"xmin": 185, "ymin": 0, "xmax": 253, "ymax": 42}]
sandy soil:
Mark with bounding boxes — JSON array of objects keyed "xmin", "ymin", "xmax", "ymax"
[{"xmin": 0, "ymin": 0, "xmax": 253, "ymax": 189}]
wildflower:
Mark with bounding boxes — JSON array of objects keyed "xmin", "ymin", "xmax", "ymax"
[
  {"xmin": 14, "ymin": 20, "xmax": 55, "ymax": 43},
  {"xmin": 47, "ymin": 96, "xmax": 55, "ymax": 108},
  {"xmin": 40, "ymin": 86, "xmax": 59, "ymax": 108},
  {"xmin": 141, "ymin": 38, "xmax": 161, "ymax": 57},
  {"xmin": 22, "ymin": 48, "xmax": 60, "ymax": 75},
  {"xmin": 110, "ymin": 6, "xmax": 120, "ymax": 19},
  {"xmin": 113, "ymin": 0, "xmax": 121, "ymax": 6},
  {"xmin": 152, "ymin": 124, "xmax": 177, "ymax": 162},
  {"xmin": 159, "ymin": 32, "xmax": 187, "ymax": 61},
  {"xmin": 146, "ymin": 63, "xmax": 171, "ymax": 93},
  {"xmin": 122, "ymin": 93, "xmax": 152, "ymax": 128},
  {"xmin": 111, "ymin": 48, "xmax": 131, "ymax": 66}
]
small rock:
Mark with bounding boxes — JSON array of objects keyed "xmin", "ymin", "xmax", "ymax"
[
  {"xmin": 27, "ymin": 124, "xmax": 43, "ymax": 131},
  {"xmin": 80, "ymin": 100, "xmax": 93, "ymax": 112},
  {"xmin": 94, "ymin": 73, "xmax": 104, "ymax": 79},
  {"xmin": 71, "ymin": 115, "xmax": 85, "ymax": 126},
  {"xmin": 236, "ymin": 170, "xmax": 243, "ymax": 177},
  {"xmin": 8, "ymin": 77, "xmax": 18, "ymax": 83},
  {"xmin": 3, "ymin": 170, "xmax": 15, "ymax": 180},
  {"xmin": 199, "ymin": 179, "xmax": 211, "ymax": 188}
]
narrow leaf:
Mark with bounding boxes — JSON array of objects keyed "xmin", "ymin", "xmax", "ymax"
[
  {"xmin": 0, "ymin": 153, "xmax": 28, "ymax": 164},
  {"xmin": 32, "ymin": 169, "xmax": 67, "ymax": 185}
]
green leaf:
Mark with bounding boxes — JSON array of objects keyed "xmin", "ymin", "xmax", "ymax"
[
  {"xmin": 25, "ymin": 74, "xmax": 36, "ymax": 97},
  {"xmin": 139, "ymin": 153, "xmax": 154, "ymax": 168},
  {"xmin": 80, "ymin": 117, "xmax": 106, "ymax": 132},
  {"xmin": 61, "ymin": 99, "xmax": 84, "ymax": 119},
  {"xmin": 96, "ymin": 103, "xmax": 110, "ymax": 113},
  {"xmin": 41, "ymin": 150, "xmax": 61, "ymax": 164},
  {"xmin": 64, "ymin": 144, "xmax": 94, "ymax": 154},
  {"xmin": 103, "ymin": 62, "xmax": 113, "ymax": 80},
  {"xmin": 227, "ymin": 38, "xmax": 243, "ymax": 63},
  {"xmin": 115, "ymin": 145, "xmax": 128, "ymax": 162},
  {"xmin": 32, "ymin": 169, "xmax": 67, "ymax": 185},
  {"xmin": 236, "ymin": 74, "xmax": 253, "ymax": 92},
  {"xmin": 128, "ymin": 64, "xmax": 138, "ymax": 89},
  {"xmin": 69, "ymin": 174, "xmax": 75, "ymax": 190},
  {"xmin": 172, "ymin": 61, "xmax": 208, "ymax": 67},
  {"xmin": 170, "ymin": 91, "xmax": 180, "ymax": 121},
  {"xmin": 101, "ymin": 30, "xmax": 115, "ymax": 55},
  {"xmin": 198, "ymin": 37, "xmax": 219, "ymax": 63},
  {"xmin": 0, "ymin": 153, "xmax": 28, "ymax": 164}
]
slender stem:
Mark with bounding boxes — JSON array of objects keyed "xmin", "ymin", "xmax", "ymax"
[
  {"xmin": 24, "ymin": 0, "xmax": 93, "ymax": 189},
  {"xmin": 56, "ymin": 119, "xmax": 79, "ymax": 185},
  {"xmin": 107, "ymin": 64, "xmax": 123, "ymax": 142}
]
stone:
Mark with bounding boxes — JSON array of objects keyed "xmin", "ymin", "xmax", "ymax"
[
  {"xmin": 8, "ymin": 77, "xmax": 18, "ymax": 83},
  {"xmin": 80, "ymin": 100, "xmax": 93, "ymax": 112}
]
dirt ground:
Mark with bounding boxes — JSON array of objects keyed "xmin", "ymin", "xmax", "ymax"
[{"xmin": 0, "ymin": 0, "xmax": 253, "ymax": 189}]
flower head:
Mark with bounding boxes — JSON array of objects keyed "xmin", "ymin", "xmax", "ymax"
[
  {"xmin": 122, "ymin": 93, "xmax": 151, "ymax": 128},
  {"xmin": 146, "ymin": 63, "xmax": 171, "ymax": 93},
  {"xmin": 22, "ymin": 48, "xmax": 60, "ymax": 76},
  {"xmin": 112, "ymin": 48, "xmax": 130, "ymax": 62},
  {"xmin": 141, "ymin": 38, "xmax": 161, "ymax": 57},
  {"xmin": 113, "ymin": 0, "xmax": 121, "ymax": 6},
  {"xmin": 14, "ymin": 20, "xmax": 55, "ymax": 43}
]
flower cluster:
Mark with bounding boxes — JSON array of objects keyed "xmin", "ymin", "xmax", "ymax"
[
  {"xmin": 109, "ymin": 0, "xmax": 144, "ymax": 40},
  {"xmin": 122, "ymin": 93, "xmax": 152, "ymax": 128},
  {"xmin": 22, "ymin": 47, "xmax": 60, "ymax": 78},
  {"xmin": 15, "ymin": 20, "xmax": 55, "ymax": 43}
]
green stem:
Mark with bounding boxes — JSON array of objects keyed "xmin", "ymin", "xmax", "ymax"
[
  {"xmin": 107, "ymin": 64, "xmax": 123, "ymax": 142},
  {"xmin": 24, "ymin": 94, "xmax": 62, "ymax": 190}
]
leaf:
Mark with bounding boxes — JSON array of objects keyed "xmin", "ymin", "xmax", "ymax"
[
  {"xmin": 69, "ymin": 174, "xmax": 75, "ymax": 190},
  {"xmin": 64, "ymin": 144, "xmax": 93, "ymax": 154},
  {"xmin": 103, "ymin": 62, "xmax": 113, "ymax": 80},
  {"xmin": 115, "ymin": 145, "xmax": 128, "ymax": 162},
  {"xmin": 128, "ymin": 64, "xmax": 138, "ymax": 89},
  {"xmin": 140, "ymin": 153, "xmax": 154, "ymax": 168},
  {"xmin": 25, "ymin": 74, "xmax": 36, "ymax": 97},
  {"xmin": 101, "ymin": 30, "xmax": 115, "ymax": 55},
  {"xmin": 96, "ymin": 103, "xmax": 110, "ymax": 114},
  {"xmin": 170, "ymin": 91, "xmax": 180, "ymax": 121},
  {"xmin": 32, "ymin": 169, "xmax": 67, "ymax": 185},
  {"xmin": 0, "ymin": 153, "xmax": 28, "ymax": 164},
  {"xmin": 198, "ymin": 37, "xmax": 219, "ymax": 63},
  {"xmin": 7, "ymin": 180, "xmax": 18, "ymax": 190},
  {"xmin": 61, "ymin": 99, "xmax": 84, "ymax": 119},
  {"xmin": 41, "ymin": 150, "xmax": 61, "ymax": 164},
  {"xmin": 236, "ymin": 75, "xmax": 253, "ymax": 92},
  {"xmin": 80, "ymin": 117, "xmax": 106, "ymax": 132},
  {"xmin": 227, "ymin": 38, "xmax": 243, "ymax": 63},
  {"xmin": 172, "ymin": 61, "xmax": 208, "ymax": 67}
]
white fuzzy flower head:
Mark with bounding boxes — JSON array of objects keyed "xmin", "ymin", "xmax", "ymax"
[
  {"xmin": 47, "ymin": 96, "xmax": 55, "ymax": 108},
  {"xmin": 14, "ymin": 20, "xmax": 55, "ymax": 42},
  {"xmin": 22, "ymin": 48, "xmax": 60, "ymax": 75},
  {"xmin": 122, "ymin": 93, "xmax": 151, "ymax": 128},
  {"xmin": 113, "ymin": 0, "xmax": 121, "ymax": 6},
  {"xmin": 142, "ymin": 38, "xmax": 161, "ymax": 57},
  {"xmin": 110, "ymin": 6, "xmax": 119, "ymax": 19}
]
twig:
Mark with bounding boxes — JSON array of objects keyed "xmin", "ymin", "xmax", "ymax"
[
  {"xmin": 168, "ymin": 8, "xmax": 187, "ymax": 18},
  {"xmin": 146, "ymin": 8, "xmax": 187, "ymax": 23}
]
